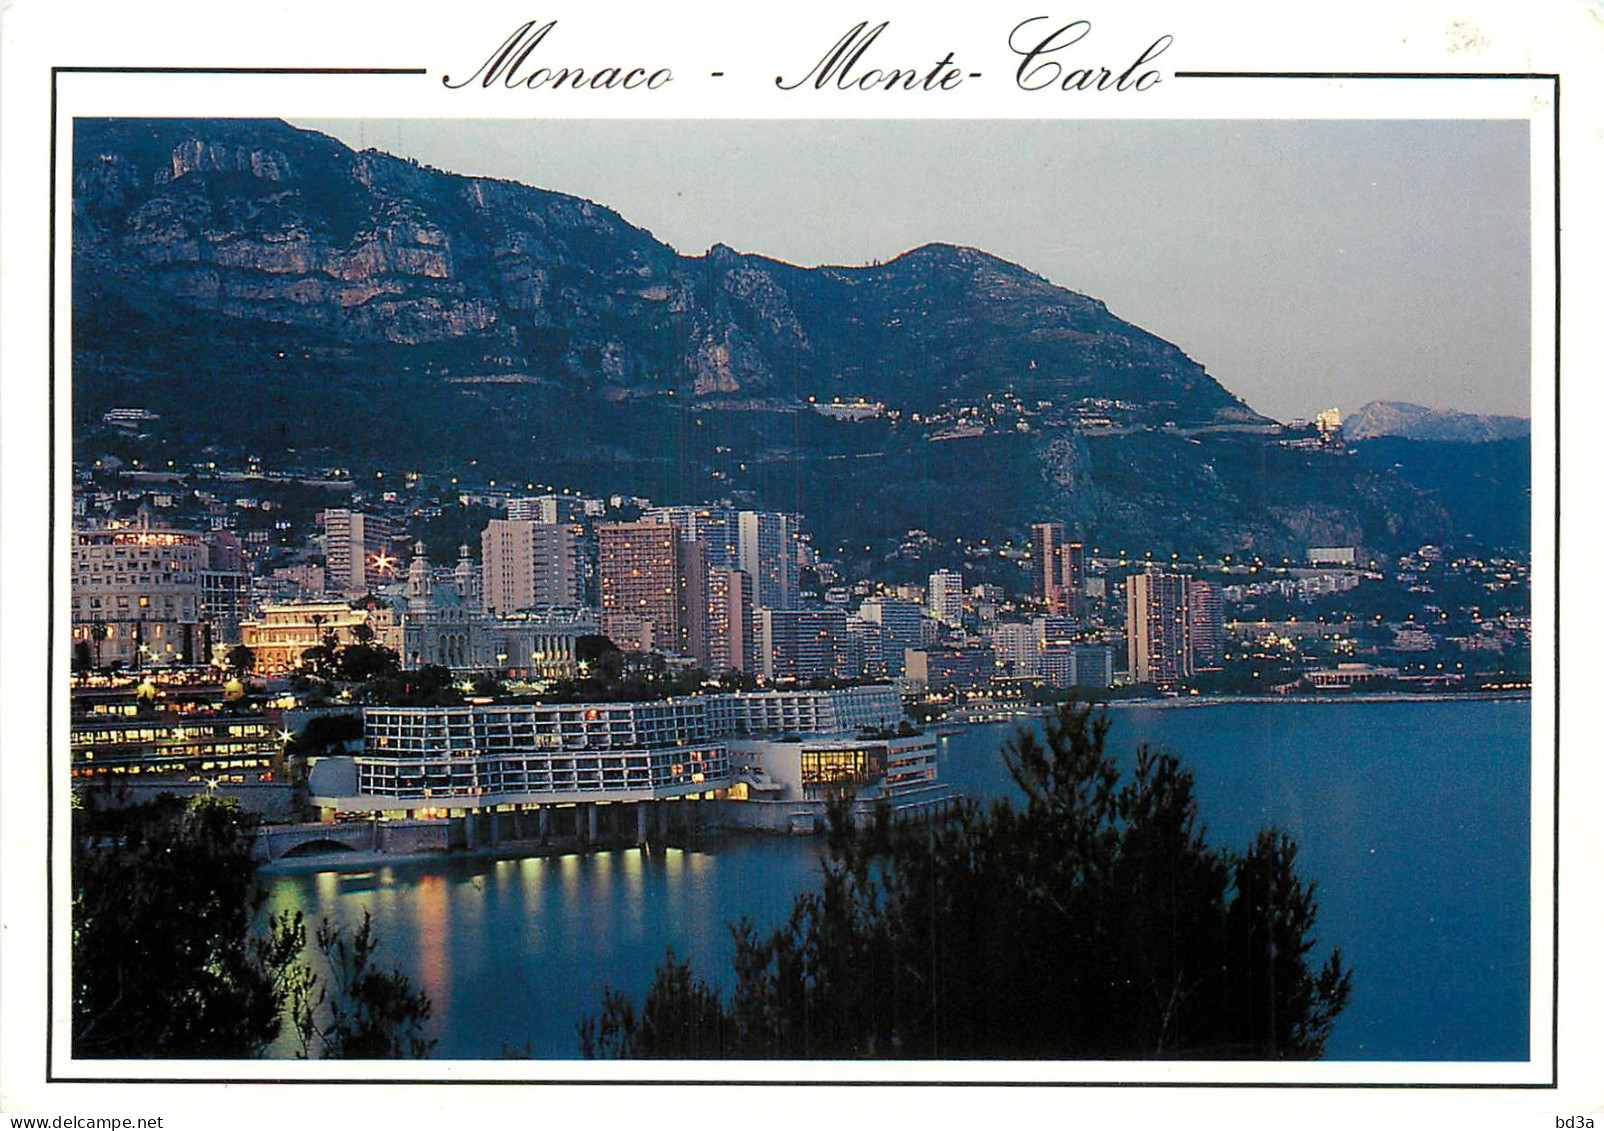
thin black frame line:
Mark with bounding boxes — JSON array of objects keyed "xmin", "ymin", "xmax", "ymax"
[
  {"xmin": 44, "ymin": 66, "xmax": 1562, "ymax": 1092},
  {"xmin": 1175, "ymin": 71, "xmax": 1558, "ymax": 80},
  {"xmin": 54, "ymin": 66, "xmax": 426, "ymax": 75},
  {"xmin": 46, "ymin": 63, "xmax": 59, "ymax": 1089},
  {"xmin": 41, "ymin": 1076, "xmax": 1562, "ymax": 1090},
  {"xmin": 1550, "ymin": 72, "xmax": 1562, "ymax": 1095}
]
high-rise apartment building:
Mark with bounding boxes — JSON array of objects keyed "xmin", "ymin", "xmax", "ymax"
[
  {"xmin": 1034, "ymin": 614, "xmax": 1078, "ymax": 648},
  {"xmin": 990, "ymin": 621, "xmax": 1039, "ymax": 678},
  {"xmin": 643, "ymin": 505, "xmax": 755, "ymax": 672},
  {"xmin": 1033, "ymin": 614, "xmax": 1079, "ymax": 686},
  {"xmin": 711, "ymin": 567, "xmax": 755, "ymax": 673},
  {"xmin": 845, "ymin": 617, "xmax": 885, "ymax": 677},
  {"xmin": 1061, "ymin": 540, "xmax": 1086, "ymax": 618},
  {"xmin": 481, "ymin": 519, "xmax": 589, "ymax": 613},
  {"xmin": 507, "ymin": 494, "xmax": 589, "ymax": 524},
  {"xmin": 1189, "ymin": 578, "xmax": 1223, "ymax": 668},
  {"xmin": 645, "ymin": 505, "xmax": 739, "ymax": 568},
  {"xmin": 678, "ymin": 537, "xmax": 710, "ymax": 667},
  {"xmin": 858, "ymin": 596, "xmax": 924, "ymax": 677},
  {"xmin": 196, "ymin": 528, "xmax": 252, "ymax": 643},
  {"xmin": 199, "ymin": 568, "xmax": 252, "ymax": 643},
  {"xmin": 1038, "ymin": 644, "xmax": 1115, "ymax": 689},
  {"xmin": 758, "ymin": 607, "xmax": 853, "ymax": 681},
  {"xmin": 1126, "ymin": 569, "xmax": 1193, "ymax": 687},
  {"xmin": 905, "ymin": 645, "xmax": 996, "ymax": 692},
  {"xmin": 1030, "ymin": 520, "xmax": 1085, "ymax": 616},
  {"xmin": 643, "ymin": 504, "xmax": 803, "ymax": 668},
  {"xmin": 1031, "ymin": 521, "xmax": 1065, "ymax": 607},
  {"xmin": 1072, "ymin": 645, "xmax": 1115, "ymax": 689},
  {"xmin": 927, "ymin": 569, "xmax": 965, "ymax": 627},
  {"xmin": 321, "ymin": 508, "xmax": 394, "ymax": 594},
  {"xmin": 597, "ymin": 521, "xmax": 683, "ymax": 654},
  {"xmin": 738, "ymin": 510, "xmax": 799, "ymax": 611}
]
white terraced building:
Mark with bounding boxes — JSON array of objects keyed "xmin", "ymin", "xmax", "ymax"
[
  {"xmin": 309, "ymin": 684, "xmax": 909, "ymax": 836},
  {"xmin": 356, "ymin": 698, "xmax": 729, "ymax": 804},
  {"xmin": 715, "ymin": 684, "xmax": 902, "ymax": 737}
]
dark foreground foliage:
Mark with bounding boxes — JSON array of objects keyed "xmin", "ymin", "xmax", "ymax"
[
  {"xmin": 73, "ymin": 793, "xmax": 433, "ymax": 1059},
  {"xmin": 73, "ymin": 794, "xmax": 305, "ymax": 1058},
  {"xmin": 290, "ymin": 912, "xmax": 436, "ymax": 1059},
  {"xmin": 579, "ymin": 702, "xmax": 1351, "ymax": 1060}
]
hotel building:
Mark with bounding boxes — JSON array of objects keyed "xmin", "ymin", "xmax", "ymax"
[
  {"xmin": 308, "ymin": 684, "xmax": 930, "ymax": 834},
  {"xmin": 240, "ymin": 600, "xmax": 381, "ymax": 673},
  {"xmin": 70, "ymin": 679, "xmax": 284, "ymax": 783},
  {"xmin": 71, "ymin": 525, "xmax": 207, "ymax": 667}
]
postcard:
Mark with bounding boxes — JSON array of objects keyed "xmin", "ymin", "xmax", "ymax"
[{"xmin": 0, "ymin": 0, "xmax": 1598, "ymax": 1122}]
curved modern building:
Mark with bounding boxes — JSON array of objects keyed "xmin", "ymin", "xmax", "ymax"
[{"xmin": 311, "ymin": 684, "xmax": 905, "ymax": 808}]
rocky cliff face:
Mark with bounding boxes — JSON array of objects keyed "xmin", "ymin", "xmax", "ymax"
[{"xmin": 73, "ymin": 117, "xmax": 1258, "ymax": 422}]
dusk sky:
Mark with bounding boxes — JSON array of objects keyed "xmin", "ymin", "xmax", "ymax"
[{"xmin": 296, "ymin": 118, "xmax": 1532, "ymax": 424}]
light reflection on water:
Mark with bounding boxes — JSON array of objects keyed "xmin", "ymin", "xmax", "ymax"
[
  {"xmin": 264, "ymin": 837, "xmax": 825, "ymax": 1059},
  {"xmin": 261, "ymin": 699, "xmax": 1529, "ymax": 1062},
  {"xmin": 412, "ymin": 873, "xmax": 450, "ymax": 1030}
]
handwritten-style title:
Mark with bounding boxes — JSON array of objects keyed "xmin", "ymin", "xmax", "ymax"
[{"xmin": 442, "ymin": 18, "xmax": 1174, "ymax": 93}]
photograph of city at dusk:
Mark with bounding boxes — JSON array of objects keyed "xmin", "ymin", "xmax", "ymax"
[{"xmin": 66, "ymin": 117, "xmax": 1534, "ymax": 1068}]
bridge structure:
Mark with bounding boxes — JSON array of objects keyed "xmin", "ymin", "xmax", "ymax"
[
  {"xmin": 253, "ymin": 818, "xmax": 447, "ymax": 862},
  {"xmin": 254, "ymin": 800, "xmax": 701, "ymax": 861}
]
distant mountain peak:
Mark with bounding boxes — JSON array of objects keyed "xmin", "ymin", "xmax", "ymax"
[
  {"xmin": 1345, "ymin": 401, "xmax": 1530, "ymax": 443},
  {"xmin": 899, "ymin": 240, "xmax": 978, "ymax": 260},
  {"xmin": 883, "ymin": 241, "xmax": 1026, "ymax": 274}
]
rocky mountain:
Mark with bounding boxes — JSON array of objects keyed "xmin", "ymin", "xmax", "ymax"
[
  {"xmin": 70, "ymin": 118, "xmax": 1518, "ymax": 559},
  {"xmin": 1344, "ymin": 401, "xmax": 1530, "ymax": 443},
  {"xmin": 73, "ymin": 118, "xmax": 1258, "ymax": 422}
]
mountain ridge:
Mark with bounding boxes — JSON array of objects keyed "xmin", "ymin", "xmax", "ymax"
[
  {"xmin": 72, "ymin": 117, "xmax": 1261, "ymax": 421},
  {"xmin": 70, "ymin": 118, "xmax": 1521, "ymax": 558}
]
